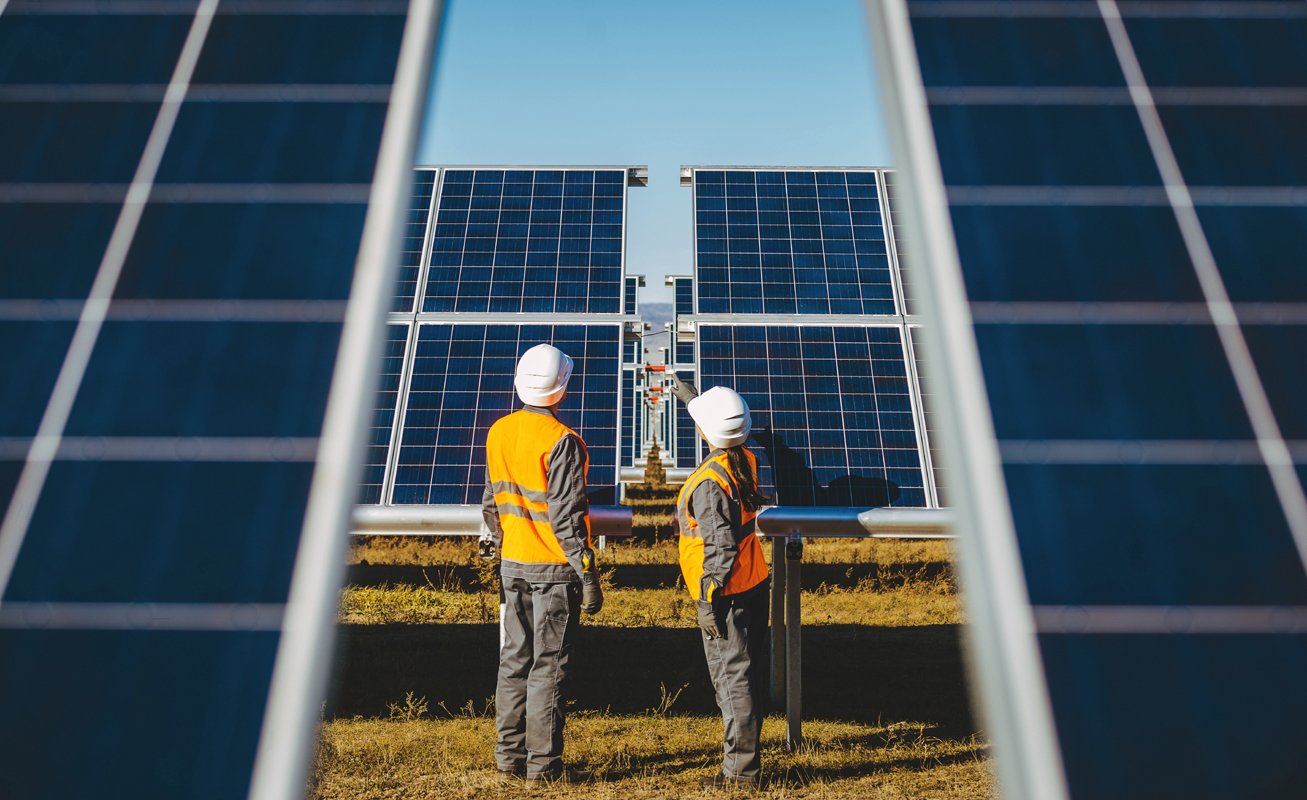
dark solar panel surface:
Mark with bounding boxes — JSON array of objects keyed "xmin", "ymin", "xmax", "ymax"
[
  {"xmin": 391, "ymin": 324, "xmax": 620, "ymax": 505},
  {"xmin": 698, "ymin": 325, "xmax": 925, "ymax": 507},
  {"xmin": 624, "ymin": 276, "xmax": 638, "ymax": 315},
  {"xmin": 674, "ymin": 276, "xmax": 694, "ymax": 316},
  {"xmin": 0, "ymin": 3, "xmax": 411, "ymax": 798},
  {"xmin": 358, "ymin": 324, "xmax": 409, "ymax": 504},
  {"xmin": 673, "ymin": 375, "xmax": 698, "ymax": 469},
  {"xmin": 393, "ymin": 169, "xmax": 436, "ymax": 312},
  {"xmin": 424, "ymin": 169, "xmax": 625, "ymax": 314},
  {"xmin": 622, "ymin": 370, "xmax": 638, "ymax": 466},
  {"xmin": 907, "ymin": 328, "xmax": 944, "ymax": 507},
  {"xmin": 910, "ymin": 1, "xmax": 1307, "ymax": 795},
  {"xmin": 693, "ymin": 169, "xmax": 894, "ymax": 315}
]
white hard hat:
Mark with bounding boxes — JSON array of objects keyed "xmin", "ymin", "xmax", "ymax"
[
  {"xmin": 514, "ymin": 343, "xmax": 574, "ymax": 406},
  {"xmin": 687, "ymin": 386, "xmax": 752, "ymax": 449}
]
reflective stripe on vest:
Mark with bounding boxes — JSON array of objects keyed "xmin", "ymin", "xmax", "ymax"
[
  {"xmin": 676, "ymin": 449, "xmax": 768, "ymax": 601},
  {"xmin": 486, "ymin": 409, "xmax": 590, "ymax": 565}
]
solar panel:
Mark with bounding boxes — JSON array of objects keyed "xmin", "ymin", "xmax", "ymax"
[
  {"xmin": 624, "ymin": 275, "xmax": 639, "ymax": 315},
  {"xmin": 874, "ymin": 1, "xmax": 1307, "ymax": 797},
  {"xmin": 692, "ymin": 169, "xmax": 895, "ymax": 315},
  {"xmin": 0, "ymin": 3, "xmax": 434, "ymax": 799},
  {"xmin": 672, "ymin": 275, "xmax": 694, "ymax": 316},
  {"xmin": 697, "ymin": 324, "xmax": 926, "ymax": 507},
  {"xmin": 907, "ymin": 327, "xmax": 944, "ymax": 506},
  {"xmin": 390, "ymin": 324, "xmax": 621, "ymax": 505},
  {"xmin": 358, "ymin": 324, "xmax": 410, "ymax": 504},
  {"xmin": 424, "ymin": 168, "xmax": 626, "ymax": 314},
  {"xmin": 622, "ymin": 369, "xmax": 639, "ymax": 466},
  {"xmin": 392, "ymin": 168, "xmax": 437, "ymax": 312},
  {"xmin": 672, "ymin": 372, "xmax": 699, "ymax": 469}
]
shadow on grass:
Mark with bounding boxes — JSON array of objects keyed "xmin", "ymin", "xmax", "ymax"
[{"xmin": 326, "ymin": 624, "xmax": 977, "ymax": 738}]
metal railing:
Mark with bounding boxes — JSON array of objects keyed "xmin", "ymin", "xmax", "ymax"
[{"xmin": 349, "ymin": 503, "xmax": 955, "ymax": 748}]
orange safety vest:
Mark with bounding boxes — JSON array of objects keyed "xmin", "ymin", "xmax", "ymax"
[
  {"xmin": 486, "ymin": 409, "xmax": 591, "ymax": 565},
  {"xmin": 677, "ymin": 449, "xmax": 768, "ymax": 601}
]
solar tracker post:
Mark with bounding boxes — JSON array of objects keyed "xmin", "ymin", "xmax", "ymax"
[
  {"xmin": 769, "ymin": 533, "xmax": 787, "ymax": 707},
  {"xmin": 784, "ymin": 534, "xmax": 804, "ymax": 749}
]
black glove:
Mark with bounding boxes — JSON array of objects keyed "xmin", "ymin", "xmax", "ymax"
[
  {"xmin": 669, "ymin": 372, "xmax": 699, "ymax": 404},
  {"xmin": 697, "ymin": 600, "xmax": 721, "ymax": 639},
  {"xmin": 477, "ymin": 536, "xmax": 497, "ymax": 561},
  {"xmin": 580, "ymin": 548, "xmax": 603, "ymax": 615}
]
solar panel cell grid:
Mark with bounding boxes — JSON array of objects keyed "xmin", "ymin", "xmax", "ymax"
[
  {"xmin": 0, "ymin": 3, "xmax": 419, "ymax": 798},
  {"xmin": 391, "ymin": 324, "xmax": 620, "ymax": 505},
  {"xmin": 624, "ymin": 276, "xmax": 638, "ymax": 315},
  {"xmin": 900, "ymin": 0, "xmax": 1307, "ymax": 795},
  {"xmin": 698, "ymin": 325, "xmax": 925, "ymax": 507},
  {"xmin": 391, "ymin": 169, "xmax": 436, "ymax": 311},
  {"xmin": 358, "ymin": 324, "xmax": 409, "ymax": 504},
  {"xmin": 674, "ymin": 276, "xmax": 694, "ymax": 315},
  {"xmin": 424, "ymin": 169, "xmax": 625, "ymax": 314},
  {"xmin": 694, "ymin": 170, "xmax": 895, "ymax": 316}
]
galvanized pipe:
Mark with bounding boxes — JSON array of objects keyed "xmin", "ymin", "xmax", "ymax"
[
  {"xmin": 350, "ymin": 504, "xmax": 634, "ymax": 537},
  {"xmin": 756, "ymin": 506, "xmax": 955, "ymax": 538}
]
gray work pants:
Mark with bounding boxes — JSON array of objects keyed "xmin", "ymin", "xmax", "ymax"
[
  {"xmin": 495, "ymin": 578, "xmax": 581, "ymax": 777},
  {"xmin": 701, "ymin": 579, "xmax": 770, "ymax": 780}
]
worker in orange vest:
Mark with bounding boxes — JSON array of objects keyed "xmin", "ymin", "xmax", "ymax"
[
  {"xmin": 480, "ymin": 343, "xmax": 603, "ymax": 783},
  {"xmin": 672, "ymin": 375, "xmax": 770, "ymax": 788}
]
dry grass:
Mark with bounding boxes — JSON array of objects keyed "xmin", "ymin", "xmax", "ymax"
[
  {"xmin": 327, "ymin": 534, "xmax": 982, "ymax": 799},
  {"xmin": 312, "ymin": 715, "xmax": 992, "ymax": 800},
  {"xmin": 348, "ymin": 536, "xmax": 955, "ymax": 568},
  {"xmin": 340, "ymin": 582, "xmax": 959, "ymax": 628}
]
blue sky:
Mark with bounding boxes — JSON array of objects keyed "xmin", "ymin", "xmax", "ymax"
[{"xmin": 417, "ymin": 0, "xmax": 891, "ymax": 304}]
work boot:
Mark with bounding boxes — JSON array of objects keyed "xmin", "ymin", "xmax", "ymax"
[
  {"xmin": 699, "ymin": 772, "xmax": 761, "ymax": 790},
  {"xmin": 495, "ymin": 765, "xmax": 525, "ymax": 780},
  {"xmin": 524, "ymin": 768, "xmax": 583, "ymax": 786}
]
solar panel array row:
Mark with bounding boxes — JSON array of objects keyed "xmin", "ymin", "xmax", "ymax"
[
  {"xmin": 684, "ymin": 167, "xmax": 936, "ymax": 505},
  {"xmin": 366, "ymin": 167, "xmax": 637, "ymax": 506},
  {"xmin": 894, "ymin": 1, "xmax": 1307, "ymax": 797},
  {"xmin": 0, "ymin": 3, "xmax": 423, "ymax": 798}
]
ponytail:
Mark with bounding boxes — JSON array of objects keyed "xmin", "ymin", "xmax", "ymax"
[{"xmin": 725, "ymin": 445, "xmax": 767, "ymax": 513}]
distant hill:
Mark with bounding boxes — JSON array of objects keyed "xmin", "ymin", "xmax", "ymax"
[{"xmin": 638, "ymin": 302, "xmax": 674, "ymax": 363}]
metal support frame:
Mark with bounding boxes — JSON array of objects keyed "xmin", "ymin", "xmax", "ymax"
[
  {"xmin": 756, "ymin": 507, "xmax": 956, "ymax": 750},
  {"xmin": 351, "ymin": 503, "xmax": 633, "ymax": 537},
  {"xmin": 351, "ymin": 503, "xmax": 953, "ymax": 750}
]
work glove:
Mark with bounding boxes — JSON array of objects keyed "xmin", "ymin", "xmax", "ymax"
[
  {"xmin": 697, "ymin": 600, "xmax": 721, "ymax": 639},
  {"xmin": 477, "ymin": 536, "xmax": 497, "ymax": 561},
  {"xmin": 669, "ymin": 372, "xmax": 699, "ymax": 404},
  {"xmin": 580, "ymin": 547, "xmax": 604, "ymax": 615}
]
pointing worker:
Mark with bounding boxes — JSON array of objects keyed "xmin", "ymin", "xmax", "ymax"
[
  {"xmin": 480, "ymin": 343, "xmax": 604, "ymax": 783},
  {"xmin": 672, "ymin": 375, "xmax": 771, "ymax": 789}
]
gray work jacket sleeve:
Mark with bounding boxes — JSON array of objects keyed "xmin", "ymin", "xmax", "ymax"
[
  {"xmin": 546, "ymin": 433, "xmax": 591, "ymax": 579},
  {"xmin": 690, "ymin": 479, "xmax": 737, "ymax": 601},
  {"xmin": 481, "ymin": 468, "xmax": 502, "ymax": 545}
]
